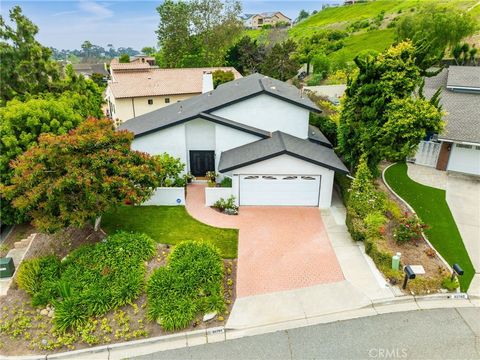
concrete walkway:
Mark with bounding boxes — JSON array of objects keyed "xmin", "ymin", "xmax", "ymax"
[
  {"xmin": 407, "ymin": 164, "xmax": 480, "ymax": 296},
  {"xmin": 322, "ymin": 190, "xmax": 397, "ymax": 301}
]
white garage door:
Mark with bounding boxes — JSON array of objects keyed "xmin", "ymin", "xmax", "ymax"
[
  {"xmin": 447, "ymin": 144, "xmax": 480, "ymax": 176},
  {"xmin": 239, "ymin": 175, "xmax": 321, "ymax": 206}
]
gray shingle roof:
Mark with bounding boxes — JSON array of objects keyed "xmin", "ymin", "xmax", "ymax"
[
  {"xmin": 308, "ymin": 125, "xmax": 332, "ymax": 148},
  {"xmin": 118, "ymin": 73, "xmax": 320, "ymax": 137},
  {"xmin": 218, "ymin": 131, "xmax": 348, "ymax": 174},
  {"xmin": 424, "ymin": 67, "xmax": 480, "ymax": 144},
  {"xmin": 446, "ymin": 66, "xmax": 480, "ymax": 90}
]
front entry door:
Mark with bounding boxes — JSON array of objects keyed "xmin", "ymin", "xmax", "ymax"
[{"xmin": 189, "ymin": 151, "xmax": 215, "ymax": 177}]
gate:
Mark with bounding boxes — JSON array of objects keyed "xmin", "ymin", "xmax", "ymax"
[{"xmin": 412, "ymin": 141, "xmax": 441, "ymax": 167}]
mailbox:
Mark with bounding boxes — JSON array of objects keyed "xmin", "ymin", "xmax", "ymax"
[
  {"xmin": 0, "ymin": 257, "xmax": 15, "ymax": 278},
  {"xmin": 451, "ymin": 263, "xmax": 464, "ymax": 281},
  {"xmin": 402, "ymin": 265, "xmax": 416, "ymax": 289}
]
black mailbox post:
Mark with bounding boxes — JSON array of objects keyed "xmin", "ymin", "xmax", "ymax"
[
  {"xmin": 402, "ymin": 265, "xmax": 416, "ymax": 289},
  {"xmin": 451, "ymin": 263, "xmax": 464, "ymax": 281}
]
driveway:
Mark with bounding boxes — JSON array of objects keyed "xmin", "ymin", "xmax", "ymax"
[{"xmin": 186, "ymin": 184, "xmax": 344, "ymax": 297}]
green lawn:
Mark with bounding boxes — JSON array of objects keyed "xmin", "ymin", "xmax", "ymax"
[
  {"xmin": 384, "ymin": 163, "xmax": 475, "ymax": 291},
  {"xmin": 101, "ymin": 206, "xmax": 238, "ymax": 259}
]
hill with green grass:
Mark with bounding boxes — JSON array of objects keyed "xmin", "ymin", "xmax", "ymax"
[{"xmin": 245, "ymin": 0, "xmax": 480, "ymax": 73}]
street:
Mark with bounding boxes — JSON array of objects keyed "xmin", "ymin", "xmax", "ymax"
[{"xmin": 133, "ymin": 308, "xmax": 480, "ymax": 360}]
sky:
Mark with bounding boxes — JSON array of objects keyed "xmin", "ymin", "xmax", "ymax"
[{"xmin": 0, "ymin": 0, "xmax": 341, "ymax": 50}]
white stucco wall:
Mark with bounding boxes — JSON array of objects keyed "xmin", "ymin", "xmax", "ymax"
[
  {"xmin": 212, "ymin": 94, "xmax": 310, "ymax": 139},
  {"xmin": 447, "ymin": 143, "xmax": 480, "ymax": 175},
  {"xmin": 186, "ymin": 119, "xmax": 216, "ymax": 151},
  {"xmin": 142, "ymin": 187, "xmax": 185, "ymax": 206},
  {"xmin": 225, "ymin": 154, "xmax": 335, "ymax": 208},
  {"xmin": 205, "ymin": 187, "xmax": 233, "ymax": 206},
  {"xmin": 215, "ymin": 124, "xmax": 261, "ymax": 174},
  {"xmin": 131, "ymin": 124, "xmax": 187, "ymax": 165}
]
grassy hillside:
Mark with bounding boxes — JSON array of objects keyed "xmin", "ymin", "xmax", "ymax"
[
  {"xmin": 289, "ymin": 0, "xmax": 478, "ymax": 40},
  {"xmin": 328, "ymin": 28, "xmax": 395, "ymax": 66}
]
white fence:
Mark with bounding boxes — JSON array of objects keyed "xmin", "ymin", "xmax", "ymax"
[
  {"xmin": 412, "ymin": 141, "xmax": 441, "ymax": 168},
  {"xmin": 142, "ymin": 187, "xmax": 185, "ymax": 206},
  {"xmin": 205, "ymin": 187, "xmax": 233, "ymax": 206}
]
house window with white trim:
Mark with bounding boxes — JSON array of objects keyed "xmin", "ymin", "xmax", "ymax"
[
  {"xmin": 148, "ymin": 99, "xmax": 153, "ymax": 105},
  {"xmin": 165, "ymin": 98, "xmax": 170, "ymax": 104}
]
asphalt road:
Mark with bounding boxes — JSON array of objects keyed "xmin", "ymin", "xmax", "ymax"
[{"xmin": 133, "ymin": 308, "xmax": 480, "ymax": 360}]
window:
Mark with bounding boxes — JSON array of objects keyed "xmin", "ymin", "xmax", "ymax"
[
  {"xmin": 456, "ymin": 144, "xmax": 472, "ymax": 149},
  {"xmin": 283, "ymin": 176, "xmax": 297, "ymax": 180},
  {"xmin": 165, "ymin": 98, "xmax": 170, "ymax": 104},
  {"xmin": 262, "ymin": 176, "xmax": 277, "ymax": 180},
  {"xmin": 476, "ymin": 146, "xmax": 480, "ymax": 151},
  {"xmin": 148, "ymin": 99, "xmax": 153, "ymax": 105},
  {"xmin": 301, "ymin": 176, "xmax": 316, "ymax": 180},
  {"xmin": 244, "ymin": 176, "xmax": 259, "ymax": 180}
]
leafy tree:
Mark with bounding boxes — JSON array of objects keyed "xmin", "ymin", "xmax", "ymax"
[
  {"xmin": 212, "ymin": 70, "xmax": 235, "ymax": 88},
  {"xmin": 1, "ymin": 119, "xmax": 162, "ymax": 233},
  {"xmin": 90, "ymin": 73, "xmax": 106, "ymax": 87},
  {"xmin": 155, "ymin": 153, "xmax": 186, "ymax": 187},
  {"xmin": 296, "ymin": 9, "xmax": 310, "ymax": 22},
  {"xmin": 141, "ymin": 46, "xmax": 157, "ymax": 56},
  {"xmin": 312, "ymin": 53, "xmax": 330, "ymax": 79},
  {"xmin": 225, "ymin": 36, "xmax": 265, "ymax": 75},
  {"xmin": 81, "ymin": 40, "xmax": 93, "ymax": 58},
  {"xmin": 396, "ymin": 4, "xmax": 477, "ymax": 70},
  {"xmin": 337, "ymin": 41, "xmax": 443, "ymax": 173},
  {"xmin": 119, "ymin": 53, "xmax": 130, "ymax": 63},
  {"xmin": 0, "ymin": 6, "xmax": 60, "ymax": 103},
  {"xmin": 156, "ymin": 0, "xmax": 192, "ymax": 67},
  {"xmin": 452, "ymin": 42, "xmax": 477, "ymax": 65},
  {"xmin": 261, "ymin": 40, "xmax": 300, "ymax": 81},
  {"xmin": 156, "ymin": 0, "xmax": 241, "ymax": 67}
]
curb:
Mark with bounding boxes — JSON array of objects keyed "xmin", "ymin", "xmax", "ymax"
[
  {"xmin": 382, "ymin": 163, "xmax": 453, "ymax": 272},
  {"xmin": 2, "ymin": 295, "xmax": 477, "ymax": 360}
]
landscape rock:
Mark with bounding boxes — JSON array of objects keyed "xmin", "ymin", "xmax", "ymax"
[
  {"xmin": 40, "ymin": 309, "xmax": 48, "ymax": 316},
  {"xmin": 203, "ymin": 311, "xmax": 217, "ymax": 322},
  {"xmin": 47, "ymin": 310, "xmax": 54, "ymax": 318}
]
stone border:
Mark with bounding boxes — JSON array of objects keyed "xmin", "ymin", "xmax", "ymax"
[{"xmin": 382, "ymin": 163, "xmax": 452, "ymax": 272}]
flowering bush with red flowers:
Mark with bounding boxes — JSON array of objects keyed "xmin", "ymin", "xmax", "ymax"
[{"xmin": 394, "ymin": 213, "xmax": 427, "ymax": 244}]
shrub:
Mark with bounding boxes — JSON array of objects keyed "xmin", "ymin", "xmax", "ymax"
[
  {"xmin": 212, "ymin": 70, "xmax": 235, "ymax": 88},
  {"xmin": 154, "ymin": 153, "xmax": 186, "ymax": 187},
  {"xmin": 394, "ymin": 214, "xmax": 426, "ymax": 244},
  {"xmin": 220, "ymin": 177, "xmax": 232, "ymax": 188},
  {"xmin": 146, "ymin": 241, "xmax": 224, "ymax": 331},
  {"xmin": 364, "ymin": 211, "xmax": 387, "ymax": 237},
  {"xmin": 348, "ymin": 157, "xmax": 387, "ymax": 219},
  {"xmin": 213, "ymin": 196, "xmax": 238, "ymax": 215},
  {"xmin": 19, "ymin": 232, "xmax": 155, "ymax": 332},
  {"xmin": 346, "ymin": 210, "xmax": 367, "ymax": 242},
  {"xmin": 441, "ymin": 276, "xmax": 459, "ymax": 291},
  {"xmin": 312, "ymin": 53, "xmax": 331, "ymax": 79},
  {"xmin": 17, "ymin": 256, "xmax": 61, "ymax": 297},
  {"xmin": 386, "ymin": 199, "xmax": 402, "ymax": 220}
]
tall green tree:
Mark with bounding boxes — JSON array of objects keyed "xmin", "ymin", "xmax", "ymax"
[
  {"xmin": 1, "ymin": 119, "xmax": 162, "ymax": 233},
  {"xmin": 0, "ymin": 6, "xmax": 60, "ymax": 103},
  {"xmin": 261, "ymin": 39, "xmax": 300, "ymax": 81},
  {"xmin": 396, "ymin": 4, "xmax": 477, "ymax": 71},
  {"xmin": 156, "ymin": 0, "xmax": 241, "ymax": 67},
  {"xmin": 225, "ymin": 36, "xmax": 265, "ymax": 75},
  {"xmin": 337, "ymin": 41, "xmax": 443, "ymax": 173},
  {"xmin": 156, "ymin": 0, "xmax": 193, "ymax": 67},
  {"xmin": 141, "ymin": 46, "xmax": 157, "ymax": 56}
]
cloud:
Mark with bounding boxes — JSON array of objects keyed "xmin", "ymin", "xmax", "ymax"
[{"xmin": 78, "ymin": 0, "xmax": 113, "ymax": 19}]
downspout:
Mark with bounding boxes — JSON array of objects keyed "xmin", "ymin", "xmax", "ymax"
[{"xmin": 131, "ymin": 98, "xmax": 136, "ymax": 118}]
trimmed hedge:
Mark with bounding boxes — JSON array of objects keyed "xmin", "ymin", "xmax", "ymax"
[{"xmin": 147, "ymin": 241, "xmax": 225, "ymax": 331}]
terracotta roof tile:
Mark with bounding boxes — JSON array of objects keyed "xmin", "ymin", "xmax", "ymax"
[{"xmin": 108, "ymin": 67, "xmax": 242, "ymax": 98}]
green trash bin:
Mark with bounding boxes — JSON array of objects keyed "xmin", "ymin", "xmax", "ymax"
[{"xmin": 0, "ymin": 257, "xmax": 15, "ymax": 278}]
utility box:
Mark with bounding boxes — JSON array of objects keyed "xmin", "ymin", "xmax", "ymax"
[{"xmin": 0, "ymin": 257, "xmax": 15, "ymax": 278}]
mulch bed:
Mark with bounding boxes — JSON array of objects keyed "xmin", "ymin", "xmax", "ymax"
[{"xmin": 0, "ymin": 227, "xmax": 237, "ymax": 355}]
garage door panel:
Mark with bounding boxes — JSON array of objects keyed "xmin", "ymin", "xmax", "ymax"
[{"xmin": 239, "ymin": 175, "xmax": 320, "ymax": 206}]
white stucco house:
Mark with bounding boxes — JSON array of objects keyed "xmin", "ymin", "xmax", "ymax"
[
  {"xmin": 118, "ymin": 74, "xmax": 348, "ymax": 208},
  {"xmin": 412, "ymin": 66, "xmax": 480, "ymax": 176}
]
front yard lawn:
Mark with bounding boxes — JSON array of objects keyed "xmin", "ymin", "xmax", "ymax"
[
  {"xmin": 384, "ymin": 162, "xmax": 475, "ymax": 291},
  {"xmin": 101, "ymin": 206, "xmax": 238, "ymax": 258}
]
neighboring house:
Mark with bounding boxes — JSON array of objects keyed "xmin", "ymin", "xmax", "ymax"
[
  {"xmin": 71, "ymin": 63, "xmax": 109, "ymax": 79},
  {"xmin": 242, "ymin": 12, "xmax": 291, "ymax": 29},
  {"xmin": 118, "ymin": 74, "xmax": 348, "ymax": 208},
  {"xmin": 106, "ymin": 67, "xmax": 242, "ymax": 122},
  {"xmin": 304, "ymin": 84, "xmax": 347, "ymax": 105},
  {"xmin": 412, "ymin": 66, "xmax": 480, "ymax": 176}
]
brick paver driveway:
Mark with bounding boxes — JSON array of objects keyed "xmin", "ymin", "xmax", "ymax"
[{"xmin": 186, "ymin": 184, "xmax": 344, "ymax": 297}]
